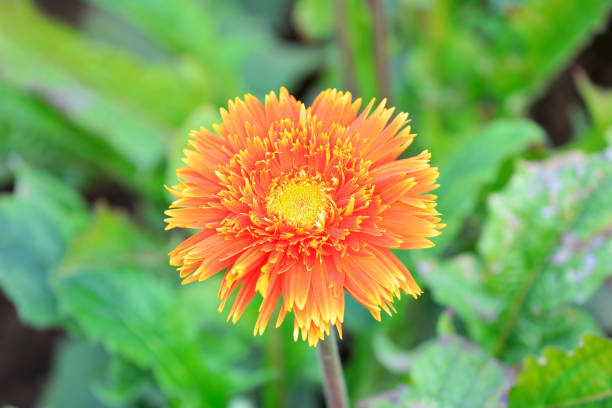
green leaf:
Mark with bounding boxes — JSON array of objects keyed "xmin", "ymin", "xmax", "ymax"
[
  {"xmin": 509, "ymin": 334, "xmax": 612, "ymax": 408},
  {"xmin": 38, "ymin": 340, "xmax": 109, "ymax": 408},
  {"xmin": 0, "ymin": 80, "xmax": 136, "ymax": 185},
  {"xmin": 0, "ymin": 38, "xmax": 166, "ymax": 181},
  {"xmin": 480, "ymin": 152, "xmax": 612, "ymax": 358},
  {"xmin": 53, "ymin": 209, "xmax": 228, "ymax": 407},
  {"xmin": 0, "ymin": 165, "xmax": 88, "ymax": 327},
  {"xmin": 81, "ymin": 0, "xmax": 240, "ymax": 97},
  {"xmin": 405, "ymin": 336, "xmax": 512, "ymax": 407},
  {"xmin": 423, "ymin": 151, "xmax": 612, "ymax": 362},
  {"xmin": 432, "ymin": 119, "xmax": 545, "ymax": 252},
  {"xmin": 424, "ymin": 257, "xmax": 602, "ymax": 362},
  {"xmin": 0, "ymin": 0, "xmax": 210, "ymax": 128},
  {"xmin": 56, "ymin": 267, "xmax": 230, "ymax": 407},
  {"xmin": 0, "ymin": 1, "xmax": 173, "ymax": 200},
  {"xmin": 53, "ymin": 208, "xmax": 266, "ymax": 407},
  {"xmin": 57, "ymin": 205, "xmax": 166, "ymax": 273},
  {"xmin": 362, "ymin": 335, "xmax": 513, "ymax": 408}
]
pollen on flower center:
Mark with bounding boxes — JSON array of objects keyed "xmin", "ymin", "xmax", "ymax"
[{"xmin": 266, "ymin": 176, "xmax": 331, "ymax": 230}]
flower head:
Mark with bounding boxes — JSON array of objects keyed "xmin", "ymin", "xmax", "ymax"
[{"xmin": 165, "ymin": 88, "xmax": 443, "ymax": 346}]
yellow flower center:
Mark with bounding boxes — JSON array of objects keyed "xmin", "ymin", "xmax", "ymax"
[{"xmin": 267, "ymin": 175, "xmax": 331, "ymax": 230}]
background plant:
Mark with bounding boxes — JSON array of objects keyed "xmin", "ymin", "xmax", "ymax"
[{"xmin": 0, "ymin": 0, "xmax": 611, "ymax": 407}]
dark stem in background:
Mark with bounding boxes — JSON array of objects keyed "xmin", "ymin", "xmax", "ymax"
[
  {"xmin": 317, "ymin": 331, "xmax": 349, "ymax": 408},
  {"xmin": 369, "ymin": 0, "xmax": 391, "ymax": 102},
  {"xmin": 334, "ymin": 0, "xmax": 359, "ymax": 94}
]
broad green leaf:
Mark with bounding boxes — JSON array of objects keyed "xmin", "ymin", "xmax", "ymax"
[
  {"xmin": 53, "ymin": 209, "xmax": 229, "ymax": 407},
  {"xmin": 423, "ymin": 151, "xmax": 611, "ymax": 362},
  {"xmin": 0, "ymin": 0, "xmax": 171, "ymax": 201},
  {"xmin": 82, "ymin": 0, "xmax": 239, "ymax": 98},
  {"xmin": 432, "ymin": 119, "xmax": 545, "ymax": 252},
  {"xmin": 38, "ymin": 340, "xmax": 109, "ymax": 408},
  {"xmin": 480, "ymin": 152, "xmax": 612, "ymax": 359},
  {"xmin": 403, "ymin": 336, "xmax": 512, "ymax": 408},
  {"xmin": 56, "ymin": 267, "xmax": 231, "ymax": 407},
  {"xmin": 0, "ymin": 33, "xmax": 166, "ymax": 178},
  {"xmin": 0, "ymin": 165, "xmax": 88, "ymax": 327},
  {"xmin": 362, "ymin": 335, "xmax": 513, "ymax": 408},
  {"xmin": 509, "ymin": 334, "xmax": 612, "ymax": 408},
  {"xmin": 54, "ymin": 208, "xmax": 266, "ymax": 407},
  {"xmin": 0, "ymin": 0, "xmax": 210, "ymax": 128},
  {"xmin": 423, "ymin": 255, "xmax": 601, "ymax": 362},
  {"xmin": 57, "ymin": 205, "xmax": 166, "ymax": 272},
  {"xmin": 0, "ymin": 80, "xmax": 135, "ymax": 186}
]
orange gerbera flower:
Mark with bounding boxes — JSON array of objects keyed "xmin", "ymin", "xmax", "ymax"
[{"xmin": 165, "ymin": 88, "xmax": 443, "ymax": 346}]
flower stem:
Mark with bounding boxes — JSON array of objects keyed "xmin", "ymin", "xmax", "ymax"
[
  {"xmin": 317, "ymin": 332, "xmax": 349, "ymax": 408},
  {"xmin": 334, "ymin": 0, "xmax": 358, "ymax": 94},
  {"xmin": 369, "ymin": 0, "xmax": 391, "ymax": 101}
]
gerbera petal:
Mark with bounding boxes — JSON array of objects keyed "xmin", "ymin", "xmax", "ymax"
[
  {"xmin": 227, "ymin": 272, "xmax": 259, "ymax": 323},
  {"xmin": 282, "ymin": 262, "xmax": 312, "ymax": 311},
  {"xmin": 254, "ymin": 274, "xmax": 282, "ymax": 335},
  {"xmin": 310, "ymin": 88, "xmax": 361, "ymax": 128}
]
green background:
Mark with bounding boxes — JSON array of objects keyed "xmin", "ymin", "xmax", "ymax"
[{"xmin": 1, "ymin": 0, "xmax": 611, "ymax": 407}]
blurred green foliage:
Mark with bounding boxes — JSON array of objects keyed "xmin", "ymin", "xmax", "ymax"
[{"xmin": 0, "ymin": 0, "xmax": 611, "ymax": 407}]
